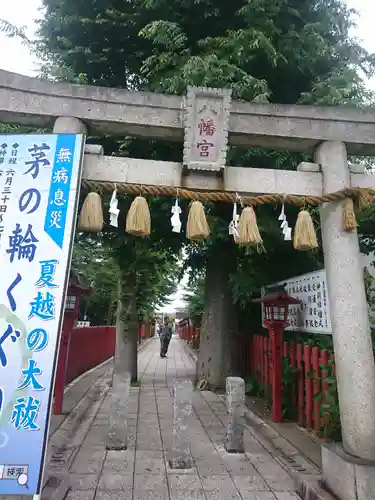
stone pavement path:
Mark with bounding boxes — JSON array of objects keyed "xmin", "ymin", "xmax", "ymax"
[
  {"xmin": 68, "ymin": 337, "xmax": 299, "ymax": 500},
  {"xmin": 1, "ymin": 337, "xmax": 300, "ymax": 500}
]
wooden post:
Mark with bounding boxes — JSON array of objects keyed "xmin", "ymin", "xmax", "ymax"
[
  {"xmin": 283, "ymin": 342, "xmax": 288, "ymax": 358},
  {"xmin": 304, "ymin": 344, "xmax": 313, "ymax": 428},
  {"xmin": 260, "ymin": 337, "xmax": 265, "ymax": 386},
  {"xmin": 268, "ymin": 338, "xmax": 272, "ymax": 391},
  {"xmin": 256, "ymin": 336, "xmax": 261, "ymax": 383},
  {"xmin": 312, "ymin": 346, "xmax": 321, "ymax": 434},
  {"xmin": 296, "ymin": 343, "xmax": 304, "ymax": 426},
  {"xmin": 289, "ymin": 343, "xmax": 297, "ymax": 411},
  {"xmin": 247, "ymin": 336, "xmax": 251, "ymax": 373},
  {"xmin": 264, "ymin": 338, "xmax": 269, "ymax": 389},
  {"xmin": 270, "ymin": 325, "xmax": 283, "ymax": 423},
  {"xmin": 321, "ymin": 349, "xmax": 329, "ymax": 439},
  {"xmin": 53, "ymin": 314, "xmax": 75, "ymax": 414}
]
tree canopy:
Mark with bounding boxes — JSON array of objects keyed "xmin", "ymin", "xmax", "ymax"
[
  {"xmin": 3, "ymin": 0, "xmax": 375, "ymax": 333},
  {"xmin": 72, "ymin": 232, "xmax": 181, "ymax": 325},
  {"xmin": 37, "ymin": 0, "xmax": 375, "ymax": 103}
]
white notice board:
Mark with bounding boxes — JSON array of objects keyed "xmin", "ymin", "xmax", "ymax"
[{"xmin": 261, "ymin": 270, "xmax": 332, "ymax": 335}]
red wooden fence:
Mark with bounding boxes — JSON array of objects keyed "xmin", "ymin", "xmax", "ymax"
[
  {"xmin": 178, "ymin": 325, "xmax": 337, "ymax": 437},
  {"xmin": 138, "ymin": 323, "xmax": 154, "ymax": 342},
  {"xmin": 177, "ymin": 324, "xmax": 200, "ymax": 346},
  {"xmin": 66, "ymin": 322, "xmax": 156, "ymax": 386},
  {"xmin": 239, "ymin": 334, "xmax": 335, "ymax": 437},
  {"xmin": 65, "ymin": 326, "xmax": 116, "ymax": 384}
]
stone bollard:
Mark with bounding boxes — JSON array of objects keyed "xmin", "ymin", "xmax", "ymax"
[
  {"xmin": 106, "ymin": 371, "xmax": 131, "ymax": 450},
  {"xmin": 225, "ymin": 377, "xmax": 245, "ymax": 453},
  {"xmin": 169, "ymin": 379, "xmax": 194, "ymax": 469}
]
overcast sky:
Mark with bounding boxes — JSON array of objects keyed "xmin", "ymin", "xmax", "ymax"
[{"xmin": 1, "ymin": 0, "xmax": 374, "ymax": 312}]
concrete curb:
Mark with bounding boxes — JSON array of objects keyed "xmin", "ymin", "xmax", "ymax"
[
  {"xmin": 243, "ymin": 407, "xmax": 338, "ymax": 500},
  {"xmin": 64, "ymin": 356, "xmax": 113, "ymax": 394},
  {"xmin": 41, "ymin": 472, "xmax": 70, "ymax": 500},
  {"xmin": 293, "ymin": 474, "xmax": 337, "ymax": 500},
  {"xmin": 138, "ymin": 336, "xmax": 156, "ymax": 353},
  {"xmin": 42, "ymin": 369, "xmax": 113, "ymax": 500},
  {"xmin": 181, "ymin": 339, "xmax": 199, "ymax": 365},
  {"xmin": 64, "ymin": 335, "xmax": 155, "ymax": 394}
]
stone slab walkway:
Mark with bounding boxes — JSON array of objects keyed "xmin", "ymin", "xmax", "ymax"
[{"xmin": 1, "ymin": 337, "xmax": 301, "ymax": 500}]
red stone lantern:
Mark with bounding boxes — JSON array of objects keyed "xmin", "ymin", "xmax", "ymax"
[{"xmin": 252, "ymin": 284, "xmax": 301, "ymax": 423}]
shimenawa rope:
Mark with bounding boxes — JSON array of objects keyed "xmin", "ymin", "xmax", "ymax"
[{"xmin": 81, "ymin": 180, "xmax": 375, "ymax": 209}]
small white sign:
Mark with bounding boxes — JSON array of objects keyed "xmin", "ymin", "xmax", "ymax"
[
  {"xmin": 75, "ymin": 321, "xmax": 90, "ymax": 328},
  {"xmin": 262, "ymin": 270, "xmax": 332, "ymax": 335}
]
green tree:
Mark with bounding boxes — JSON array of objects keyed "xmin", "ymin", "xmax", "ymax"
[
  {"xmin": 130, "ymin": 0, "xmax": 374, "ymax": 387},
  {"xmin": 95, "ymin": 193, "xmax": 184, "ymax": 382},
  {"xmin": 71, "ymin": 236, "xmax": 120, "ymax": 325},
  {"xmin": 183, "ymin": 275, "xmax": 205, "ymax": 326},
  {"xmin": 0, "ymin": 20, "xmax": 30, "ymax": 46},
  {"xmin": 15, "ymin": 0, "xmax": 375, "ymax": 388},
  {"xmin": 72, "ymin": 232, "xmax": 181, "ymax": 326}
]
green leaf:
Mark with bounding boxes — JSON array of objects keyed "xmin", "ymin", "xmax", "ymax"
[{"xmin": 306, "ymin": 369, "xmax": 316, "ymax": 379}]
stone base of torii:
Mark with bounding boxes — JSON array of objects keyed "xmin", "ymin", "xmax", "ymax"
[{"xmin": 2, "ymin": 69, "xmax": 375, "ymax": 499}]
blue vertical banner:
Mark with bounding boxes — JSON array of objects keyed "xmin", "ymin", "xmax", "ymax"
[
  {"xmin": 0, "ymin": 133, "xmax": 85, "ymax": 496},
  {"xmin": 44, "ymin": 134, "xmax": 77, "ymax": 248}
]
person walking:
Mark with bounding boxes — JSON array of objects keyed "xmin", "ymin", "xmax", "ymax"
[{"xmin": 160, "ymin": 319, "xmax": 172, "ymax": 358}]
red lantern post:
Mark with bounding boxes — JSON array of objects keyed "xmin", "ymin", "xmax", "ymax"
[{"xmin": 253, "ymin": 285, "xmax": 301, "ymax": 423}]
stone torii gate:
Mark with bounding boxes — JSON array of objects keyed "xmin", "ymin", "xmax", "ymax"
[{"xmin": 1, "ymin": 69, "xmax": 375, "ymax": 499}]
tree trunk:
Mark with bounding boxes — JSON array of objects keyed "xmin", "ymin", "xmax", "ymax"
[
  {"xmin": 128, "ymin": 291, "xmax": 138, "ymax": 383},
  {"xmin": 106, "ymin": 300, "xmax": 117, "ymax": 325},
  {"xmin": 196, "ymin": 239, "xmax": 238, "ymax": 391}
]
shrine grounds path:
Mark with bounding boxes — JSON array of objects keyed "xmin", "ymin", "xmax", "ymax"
[{"xmin": 2, "ymin": 337, "xmax": 301, "ymax": 500}]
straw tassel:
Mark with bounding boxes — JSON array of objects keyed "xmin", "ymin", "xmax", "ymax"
[
  {"xmin": 293, "ymin": 210, "xmax": 318, "ymax": 251},
  {"xmin": 238, "ymin": 206, "xmax": 262, "ymax": 245},
  {"xmin": 186, "ymin": 201, "xmax": 210, "ymax": 240},
  {"xmin": 126, "ymin": 196, "xmax": 151, "ymax": 237},
  {"xmin": 357, "ymin": 188, "xmax": 375, "ymax": 211},
  {"xmin": 78, "ymin": 192, "xmax": 104, "ymax": 232},
  {"xmin": 343, "ymin": 198, "xmax": 357, "ymax": 232}
]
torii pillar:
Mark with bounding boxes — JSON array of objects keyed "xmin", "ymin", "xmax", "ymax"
[{"xmin": 316, "ymin": 141, "xmax": 375, "ymax": 500}]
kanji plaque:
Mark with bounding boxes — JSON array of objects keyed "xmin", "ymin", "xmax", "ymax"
[{"xmin": 183, "ymin": 87, "xmax": 231, "ymax": 172}]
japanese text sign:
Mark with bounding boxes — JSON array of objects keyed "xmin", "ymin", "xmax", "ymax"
[
  {"xmin": 261, "ymin": 270, "xmax": 332, "ymax": 335},
  {"xmin": 183, "ymin": 87, "xmax": 231, "ymax": 171},
  {"xmin": 0, "ymin": 134, "xmax": 85, "ymax": 495}
]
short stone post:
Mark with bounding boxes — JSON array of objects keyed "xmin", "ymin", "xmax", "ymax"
[
  {"xmin": 169, "ymin": 379, "xmax": 193, "ymax": 469},
  {"xmin": 107, "ymin": 281, "xmax": 132, "ymax": 451},
  {"xmin": 106, "ymin": 371, "xmax": 131, "ymax": 450},
  {"xmin": 225, "ymin": 377, "xmax": 245, "ymax": 453}
]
